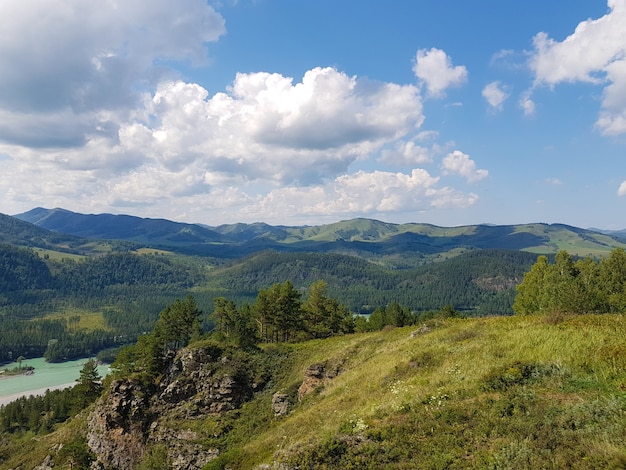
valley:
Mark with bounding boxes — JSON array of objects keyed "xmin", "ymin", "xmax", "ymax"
[{"xmin": 1, "ymin": 208, "xmax": 626, "ymax": 468}]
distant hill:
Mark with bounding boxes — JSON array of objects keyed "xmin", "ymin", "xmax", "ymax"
[
  {"xmin": 588, "ymin": 227, "xmax": 626, "ymax": 243},
  {"xmin": 14, "ymin": 208, "xmax": 626, "ymax": 260},
  {"xmin": 0, "ymin": 212, "xmax": 93, "ymax": 254},
  {"xmin": 17, "ymin": 207, "xmax": 224, "ymax": 247}
]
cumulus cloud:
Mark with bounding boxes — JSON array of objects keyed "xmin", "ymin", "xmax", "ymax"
[
  {"xmin": 618, "ymin": 181, "xmax": 626, "ymax": 196},
  {"xmin": 0, "ymin": 2, "xmax": 488, "ymax": 225},
  {"xmin": 132, "ymin": 69, "xmax": 424, "ymax": 186},
  {"xmin": 528, "ymin": 0, "xmax": 626, "ymax": 134},
  {"xmin": 0, "ymin": 67, "xmax": 430, "ymax": 218},
  {"xmin": 482, "ymin": 81, "xmax": 509, "ymax": 111},
  {"xmin": 0, "ymin": 0, "xmax": 226, "ymax": 147},
  {"xmin": 379, "ymin": 140, "xmax": 432, "ymax": 167},
  {"xmin": 413, "ymin": 48, "xmax": 468, "ymax": 98},
  {"xmin": 241, "ymin": 168, "xmax": 479, "ymax": 223},
  {"xmin": 441, "ymin": 150, "xmax": 488, "ymax": 183}
]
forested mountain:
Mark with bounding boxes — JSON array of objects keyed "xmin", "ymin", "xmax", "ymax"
[
  {"xmin": 0, "ymin": 213, "xmax": 83, "ymax": 252},
  {"xmin": 3, "ymin": 212, "xmax": 626, "ymax": 468},
  {"xmin": 14, "ymin": 208, "xmax": 626, "ymax": 259},
  {"xmin": 0, "ymin": 245, "xmax": 204, "ymax": 363},
  {"xmin": 0, "ymin": 212, "xmax": 137, "ymax": 256},
  {"xmin": 205, "ymin": 249, "xmax": 538, "ymax": 314},
  {"xmin": 16, "ymin": 207, "xmax": 224, "ymax": 246},
  {"xmin": 2, "ymin": 208, "xmax": 624, "ymax": 365}
]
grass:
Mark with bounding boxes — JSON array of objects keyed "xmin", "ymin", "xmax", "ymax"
[
  {"xmin": 236, "ymin": 314, "xmax": 626, "ymax": 468},
  {"xmin": 32, "ymin": 247, "xmax": 85, "ymax": 262},
  {"xmin": 36, "ymin": 307, "xmax": 109, "ymax": 331},
  {"xmin": 4, "ymin": 314, "xmax": 626, "ymax": 469}
]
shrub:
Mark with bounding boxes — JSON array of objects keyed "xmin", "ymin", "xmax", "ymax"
[{"xmin": 483, "ymin": 361, "xmax": 565, "ymax": 391}]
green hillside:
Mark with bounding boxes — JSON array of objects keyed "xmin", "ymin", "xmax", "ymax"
[
  {"xmin": 203, "ymin": 249, "xmax": 538, "ymax": 314},
  {"xmin": 3, "ymin": 314, "xmax": 626, "ymax": 469},
  {"xmin": 14, "ymin": 208, "xmax": 626, "ymax": 260}
]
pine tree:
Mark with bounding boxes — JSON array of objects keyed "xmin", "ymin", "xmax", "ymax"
[{"xmin": 75, "ymin": 358, "xmax": 103, "ymax": 407}]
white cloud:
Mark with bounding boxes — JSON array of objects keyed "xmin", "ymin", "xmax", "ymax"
[
  {"xmin": 482, "ymin": 81, "xmax": 510, "ymax": 111},
  {"xmin": 0, "ymin": 67, "xmax": 429, "ymax": 219},
  {"xmin": 0, "ymin": 3, "xmax": 489, "ymax": 225},
  {"xmin": 618, "ymin": 181, "xmax": 626, "ymax": 196},
  {"xmin": 243, "ymin": 168, "xmax": 479, "ymax": 222},
  {"xmin": 379, "ymin": 140, "xmax": 432, "ymax": 167},
  {"xmin": 545, "ymin": 178, "xmax": 564, "ymax": 185},
  {"xmin": 528, "ymin": 0, "xmax": 626, "ymax": 134},
  {"xmin": 130, "ymin": 69, "xmax": 424, "ymax": 187},
  {"xmin": 0, "ymin": 0, "xmax": 225, "ymax": 147},
  {"xmin": 441, "ymin": 150, "xmax": 488, "ymax": 183},
  {"xmin": 413, "ymin": 48, "xmax": 468, "ymax": 98},
  {"xmin": 519, "ymin": 91, "xmax": 536, "ymax": 117}
]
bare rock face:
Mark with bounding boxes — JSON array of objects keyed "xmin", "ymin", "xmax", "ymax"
[
  {"xmin": 87, "ymin": 379, "xmax": 151, "ymax": 470},
  {"xmin": 272, "ymin": 392, "xmax": 291, "ymax": 416},
  {"xmin": 33, "ymin": 455, "xmax": 54, "ymax": 470},
  {"xmin": 158, "ymin": 349, "xmax": 252, "ymax": 416},
  {"xmin": 87, "ymin": 346, "xmax": 259, "ymax": 470},
  {"xmin": 297, "ymin": 360, "xmax": 343, "ymax": 400}
]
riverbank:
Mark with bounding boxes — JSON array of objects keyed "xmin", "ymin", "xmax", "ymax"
[
  {"xmin": 0, "ymin": 366, "xmax": 35, "ymax": 378},
  {"xmin": 0, "ymin": 357, "xmax": 109, "ymax": 406},
  {"xmin": 0, "ymin": 383, "xmax": 76, "ymax": 406}
]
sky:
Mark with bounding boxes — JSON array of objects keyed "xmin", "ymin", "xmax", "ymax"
[{"xmin": 1, "ymin": 0, "xmax": 626, "ymax": 229}]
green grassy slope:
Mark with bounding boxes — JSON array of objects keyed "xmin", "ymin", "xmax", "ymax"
[
  {"xmin": 225, "ymin": 314, "xmax": 626, "ymax": 468},
  {"xmin": 4, "ymin": 313, "xmax": 626, "ymax": 469}
]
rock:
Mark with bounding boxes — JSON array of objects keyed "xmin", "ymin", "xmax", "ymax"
[
  {"xmin": 410, "ymin": 325, "xmax": 431, "ymax": 337},
  {"xmin": 87, "ymin": 379, "xmax": 151, "ymax": 470},
  {"xmin": 297, "ymin": 360, "xmax": 343, "ymax": 400},
  {"xmin": 33, "ymin": 455, "xmax": 54, "ymax": 470},
  {"xmin": 87, "ymin": 345, "xmax": 261, "ymax": 469},
  {"xmin": 272, "ymin": 392, "xmax": 291, "ymax": 416}
]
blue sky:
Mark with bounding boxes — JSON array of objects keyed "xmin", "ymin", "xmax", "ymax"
[{"xmin": 1, "ymin": 0, "xmax": 625, "ymax": 229}]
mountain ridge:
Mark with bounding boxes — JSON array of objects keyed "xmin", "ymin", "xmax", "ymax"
[{"xmin": 12, "ymin": 207, "xmax": 626, "ymax": 259}]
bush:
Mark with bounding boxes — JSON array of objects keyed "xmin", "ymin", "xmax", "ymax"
[{"xmin": 483, "ymin": 361, "xmax": 565, "ymax": 391}]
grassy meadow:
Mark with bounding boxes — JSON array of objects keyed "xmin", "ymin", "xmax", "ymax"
[
  {"xmin": 227, "ymin": 313, "xmax": 626, "ymax": 468},
  {"xmin": 3, "ymin": 313, "xmax": 626, "ymax": 469}
]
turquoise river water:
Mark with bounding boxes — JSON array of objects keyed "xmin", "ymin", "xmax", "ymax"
[{"xmin": 0, "ymin": 357, "xmax": 110, "ymax": 406}]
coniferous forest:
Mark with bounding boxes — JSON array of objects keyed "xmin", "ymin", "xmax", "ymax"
[
  {"xmin": 2, "ymin": 213, "xmax": 626, "ymax": 468},
  {"xmin": 0, "ymin": 241, "xmax": 539, "ymax": 364}
]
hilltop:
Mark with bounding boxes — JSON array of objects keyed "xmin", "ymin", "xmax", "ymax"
[
  {"xmin": 14, "ymin": 207, "xmax": 626, "ymax": 260},
  {"xmin": 2, "ymin": 313, "xmax": 626, "ymax": 469}
]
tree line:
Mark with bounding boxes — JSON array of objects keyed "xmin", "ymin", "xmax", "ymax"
[
  {"xmin": 209, "ymin": 249, "xmax": 537, "ymax": 315},
  {"xmin": 513, "ymin": 248, "xmax": 626, "ymax": 314}
]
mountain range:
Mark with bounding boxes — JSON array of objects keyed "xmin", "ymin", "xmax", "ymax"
[{"xmin": 10, "ymin": 207, "xmax": 626, "ymax": 261}]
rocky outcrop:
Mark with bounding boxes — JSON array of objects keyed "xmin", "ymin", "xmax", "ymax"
[
  {"xmin": 272, "ymin": 392, "xmax": 291, "ymax": 416},
  {"xmin": 33, "ymin": 455, "xmax": 54, "ymax": 470},
  {"xmin": 87, "ymin": 379, "xmax": 152, "ymax": 470},
  {"xmin": 297, "ymin": 360, "xmax": 344, "ymax": 400},
  {"xmin": 158, "ymin": 349, "xmax": 252, "ymax": 416},
  {"xmin": 87, "ymin": 346, "xmax": 263, "ymax": 470}
]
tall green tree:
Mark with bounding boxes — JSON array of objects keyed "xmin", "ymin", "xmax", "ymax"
[
  {"xmin": 254, "ymin": 281, "xmax": 302, "ymax": 342},
  {"xmin": 599, "ymin": 247, "xmax": 626, "ymax": 312},
  {"xmin": 212, "ymin": 297, "xmax": 238, "ymax": 336},
  {"xmin": 515, "ymin": 248, "xmax": 626, "ymax": 315},
  {"xmin": 74, "ymin": 358, "xmax": 103, "ymax": 408},
  {"xmin": 153, "ymin": 295, "xmax": 202, "ymax": 351},
  {"xmin": 513, "ymin": 255, "xmax": 551, "ymax": 314},
  {"xmin": 112, "ymin": 296, "xmax": 202, "ymax": 382},
  {"xmin": 302, "ymin": 280, "xmax": 355, "ymax": 338}
]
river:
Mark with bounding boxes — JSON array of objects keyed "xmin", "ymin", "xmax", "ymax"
[{"xmin": 0, "ymin": 357, "xmax": 110, "ymax": 406}]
